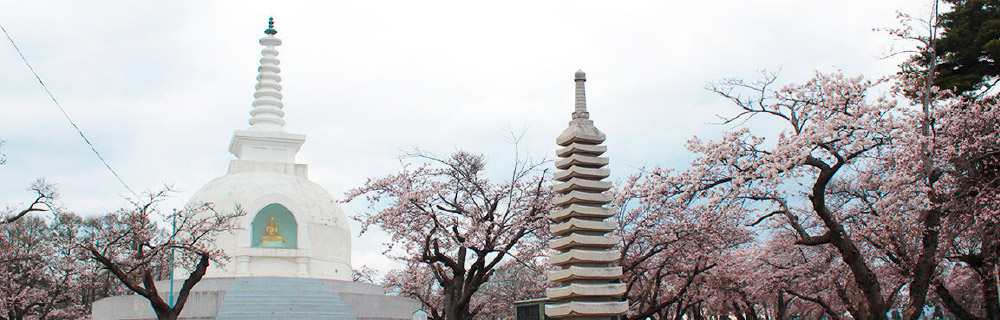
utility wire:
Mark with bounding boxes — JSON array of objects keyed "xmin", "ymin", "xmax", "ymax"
[{"xmin": 1, "ymin": 23, "xmax": 139, "ymax": 198}]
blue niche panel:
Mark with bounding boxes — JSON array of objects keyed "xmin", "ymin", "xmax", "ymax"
[{"xmin": 251, "ymin": 203, "xmax": 298, "ymax": 248}]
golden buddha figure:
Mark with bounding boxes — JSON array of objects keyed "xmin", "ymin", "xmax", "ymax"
[{"xmin": 261, "ymin": 215, "xmax": 285, "ymax": 243}]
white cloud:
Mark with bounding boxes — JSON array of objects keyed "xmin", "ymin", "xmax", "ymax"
[{"xmin": 0, "ymin": 0, "xmax": 925, "ymax": 275}]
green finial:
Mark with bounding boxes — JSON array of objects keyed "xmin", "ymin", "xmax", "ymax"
[{"xmin": 264, "ymin": 17, "xmax": 277, "ymax": 35}]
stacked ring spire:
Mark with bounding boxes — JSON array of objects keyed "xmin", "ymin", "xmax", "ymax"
[{"xmin": 249, "ymin": 18, "xmax": 286, "ymax": 131}]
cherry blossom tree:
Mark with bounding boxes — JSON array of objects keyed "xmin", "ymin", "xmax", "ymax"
[
  {"xmin": 0, "ymin": 181, "xmax": 100, "ymax": 320},
  {"xmin": 382, "ymin": 262, "xmax": 443, "ymax": 317},
  {"xmin": 345, "ymin": 150, "xmax": 553, "ymax": 320},
  {"xmin": 883, "ymin": 4, "xmax": 1000, "ymax": 317},
  {"xmin": 473, "ymin": 259, "xmax": 548, "ymax": 319},
  {"xmin": 737, "ymin": 230, "xmax": 915, "ymax": 320},
  {"xmin": 80, "ymin": 188, "xmax": 243, "ymax": 320},
  {"xmin": 921, "ymin": 92, "xmax": 1000, "ymax": 319},
  {"xmin": 618, "ymin": 69, "xmax": 944, "ymax": 320},
  {"xmin": 613, "ymin": 170, "xmax": 753, "ymax": 320},
  {"xmin": 2, "ymin": 180, "xmax": 57, "ymax": 225},
  {"xmin": 679, "ymin": 64, "xmax": 1000, "ymax": 320},
  {"xmin": 0, "ymin": 214, "xmax": 89, "ymax": 320},
  {"xmin": 351, "ymin": 265, "xmax": 380, "ymax": 284},
  {"xmin": 382, "ymin": 257, "xmax": 548, "ymax": 320}
]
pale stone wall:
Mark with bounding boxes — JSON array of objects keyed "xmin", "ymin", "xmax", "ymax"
[{"xmin": 91, "ymin": 278, "xmax": 422, "ymax": 320}]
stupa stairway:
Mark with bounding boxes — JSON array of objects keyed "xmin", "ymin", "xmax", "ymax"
[{"xmin": 215, "ymin": 277, "xmax": 356, "ymax": 320}]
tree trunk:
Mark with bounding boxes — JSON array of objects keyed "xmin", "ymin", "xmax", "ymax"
[
  {"xmin": 143, "ymin": 271, "xmax": 175, "ymax": 320},
  {"xmin": 934, "ymin": 281, "xmax": 982, "ymax": 320},
  {"xmin": 905, "ymin": 2, "xmax": 943, "ymax": 319},
  {"xmin": 442, "ymin": 278, "xmax": 472, "ymax": 320},
  {"xmin": 691, "ymin": 302, "xmax": 705, "ymax": 320},
  {"xmin": 904, "ymin": 207, "xmax": 942, "ymax": 320},
  {"xmin": 979, "ymin": 264, "xmax": 999, "ymax": 319},
  {"xmin": 732, "ymin": 302, "xmax": 747, "ymax": 320},
  {"xmin": 744, "ymin": 301, "xmax": 760, "ymax": 320},
  {"xmin": 810, "ymin": 164, "xmax": 889, "ymax": 320},
  {"xmin": 981, "ymin": 223, "xmax": 1000, "ymax": 320},
  {"xmin": 776, "ymin": 292, "xmax": 788, "ymax": 320},
  {"xmin": 8, "ymin": 307, "xmax": 23, "ymax": 320}
]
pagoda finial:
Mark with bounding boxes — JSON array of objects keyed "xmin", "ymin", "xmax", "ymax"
[
  {"xmin": 572, "ymin": 69, "xmax": 589, "ymax": 120},
  {"xmin": 264, "ymin": 17, "xmax": 277, "ymax": 35},
  {"xmin": 249, "ymin": 20, "xmax": 285, "ymax": 131}
]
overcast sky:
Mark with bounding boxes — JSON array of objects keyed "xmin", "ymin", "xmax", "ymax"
[{"xmin": 0, "ymin": 0, "xmax": 931, "ymax": 273}]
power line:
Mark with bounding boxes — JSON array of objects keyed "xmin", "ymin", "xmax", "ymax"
[{"xmin": 1, "ymin": 23, "xmax": 139, "ymax": 198}]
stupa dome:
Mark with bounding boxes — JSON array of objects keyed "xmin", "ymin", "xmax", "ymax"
[{"xmin": 187, "ymin": 168, "xmax": 352, "ymax": 280}]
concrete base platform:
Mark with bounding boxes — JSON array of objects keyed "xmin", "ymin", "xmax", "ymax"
[{"xmin": 91, "ymin": 277, "xmax": 423, "ymax": 320}]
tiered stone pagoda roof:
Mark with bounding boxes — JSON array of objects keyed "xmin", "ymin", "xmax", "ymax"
[{"xmin": 545, "ymin": 70, "xmax": 628, "ymax": 318}]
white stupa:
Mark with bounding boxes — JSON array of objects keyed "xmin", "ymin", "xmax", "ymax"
[
  {"xmin": 186, "ymin": 17, "xmax": 352, "ymax": 281},
  {"xmin": 91, "ymin": 19, "xmax": 423, "ymax": 319}
]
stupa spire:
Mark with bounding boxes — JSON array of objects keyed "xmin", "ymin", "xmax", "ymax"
[
  {"xmin": 228, "ymin": 17, "xmax": 305, "ymax": 166},
  {"xmin": 546, "ymin": 70, "xmax": 627, "ymax": 319},
  {"xmin": 249, "ymin": 17, "xmax": 286, "ymax": 131},
  {"xmin": 265, "ymin": 17, "xmax": 276, "ymax": 35}
]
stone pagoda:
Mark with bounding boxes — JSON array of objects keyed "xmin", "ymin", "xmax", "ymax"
[{"xmin": 545, "ymin": 70, "xmax": 628, "ymax": 318}]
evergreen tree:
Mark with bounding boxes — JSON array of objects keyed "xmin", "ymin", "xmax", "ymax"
[{"xmin": 935, "ymin": 0, "xmax": 1000, "ymax": 96}]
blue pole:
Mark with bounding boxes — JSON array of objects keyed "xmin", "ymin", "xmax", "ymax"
[{"xmin": 169, "ymin": 213, "xmax": 175, "ymax": 308}]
